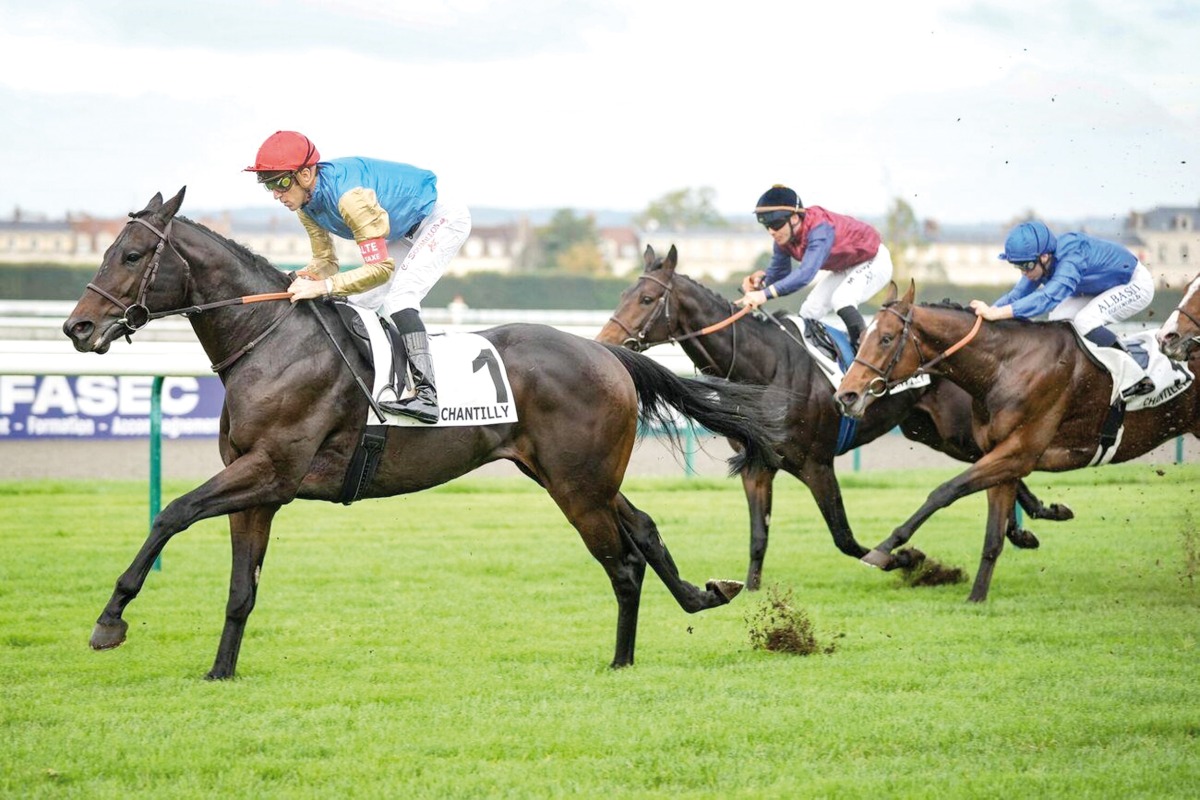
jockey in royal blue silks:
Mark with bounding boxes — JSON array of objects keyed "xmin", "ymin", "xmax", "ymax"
[
  {"xmin": 969, "ymin": 219, "xmax": 1156, "ymax": 395},
  {"xmin": 245, "ymin": 131, "xmax": 473, "ymax": 424},
  {"xmin": 735, "ymin": 184, "xmax": 893, "ymax": 351}
]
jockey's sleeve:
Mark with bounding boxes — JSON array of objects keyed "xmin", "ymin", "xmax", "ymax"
[
  {"xmin": 329, "ymin": 187, "xmax": 395, "ymax": 296},
  {"xmin": 764, "ymin": 222, "xmax": 834, "ymax": 298},
  {"xmin": 298, "ymin": 211, "xmax": 340, "ymax": 279},
  {"xmin": 1010, "ymin": 261, "xmax": 1082, "ymax": 319}
]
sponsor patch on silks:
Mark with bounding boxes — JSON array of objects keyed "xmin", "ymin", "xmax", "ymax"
[
  {"xmin": 347, "ymin": 303, "xmax": 519, "ymax": 428},
  {"xmin": 358, "ymin": 237, "xmax": 389, "ymax": 264}
]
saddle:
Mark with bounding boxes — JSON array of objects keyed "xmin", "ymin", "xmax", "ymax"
[{"xmin": 327, "ymin": 301, "xmax": 520, "ymax": 503}]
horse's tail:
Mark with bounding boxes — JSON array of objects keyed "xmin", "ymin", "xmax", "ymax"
[{"xmin": 602, "ymin": 343, "xmax": 783, "ymax": 475}]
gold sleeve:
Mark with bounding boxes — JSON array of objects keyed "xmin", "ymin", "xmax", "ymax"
[
  {"xmin": 298, "ymin": 211, "xmax": 340, "ymax": 279},
  {"xmin": 329, "ymin": 187, "xmax": 396, "ymax": 296}
]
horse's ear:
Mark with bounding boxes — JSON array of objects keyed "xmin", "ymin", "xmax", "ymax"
[
  {"xmin": 663, "ymin": 245, "xmax": 678, "ymax": 272},
  {"xmin": 883, "ymin": 282, "xmax": 898, "ymax": 305},
  {"xmin": 159, "ymin": 186, "xmax": 187, "ymax": 222},
  {"xmin": 901, "ymin": 279, "xmax": 916, "ymax": 305},
  {"xmin": 143, "ymin": 192, "xmax": 165, "ymax": 214},
  {"xmin": 643, "ymin": 245, "xmax": 656, "ymax": 271}
]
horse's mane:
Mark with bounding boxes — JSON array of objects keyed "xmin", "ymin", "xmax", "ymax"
[
  {"xmin": 922, "ymin": 299, "xmax": 971, "ymax": 312},
  {"xmin": 173, "ymin": 216, "xmax": 290, "ymax": 287},
  {"xmin": 674, "ymin": 271, "xmax": 737, "ymax": 310}
]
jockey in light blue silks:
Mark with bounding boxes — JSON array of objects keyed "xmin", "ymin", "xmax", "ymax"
[
  {"xmin": 969, "ymin": 219, "xmax": 1156, "ymax": 394},
  {"xmin": 245, "ymin": 130, "xmax": 472, "ymax": 424}
]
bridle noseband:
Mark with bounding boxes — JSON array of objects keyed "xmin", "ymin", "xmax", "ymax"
[
  {"xmin": 606, "ymin": 272, "xmax": 676, "ymax": 352},
  {"xmin": 851, "ymin": 305, "xmax": 983, "ymax": 396},
  {"xmin": 851, "ymin": 304, "xmax": 919, "ymax": 396},
  {"xmin": 86, "ymin": 216, "xmax": 191, "ymax": 337}
]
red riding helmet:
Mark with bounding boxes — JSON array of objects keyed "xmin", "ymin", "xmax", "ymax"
[{"xmin": 244, "ymin": 131, "xmax": 321, "ymax": 174}]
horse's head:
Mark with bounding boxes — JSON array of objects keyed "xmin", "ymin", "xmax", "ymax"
[
  {"xmin": 595, "ymin": 244, "xmax": 679, "ymax": 350},
  {"xmin": 63, "ymin": 188, "xmax": 190, "ymax": 353},
  {"xmin": 835, "ymin": 281, "xmax": 923, "ymax": 418},
  {"xmin": 1157, "ymin": 273, "xmax": 1200, "ymax": 362}
]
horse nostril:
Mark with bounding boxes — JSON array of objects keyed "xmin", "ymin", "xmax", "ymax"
[{"xmin": 65, "ymin": 320, "xmax": 93, "ymax": 340}]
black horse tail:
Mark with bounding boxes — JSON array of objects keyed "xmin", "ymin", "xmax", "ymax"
[{"xmin": 602, "ymin": 344, "xmax": 783, "ymax": 475}]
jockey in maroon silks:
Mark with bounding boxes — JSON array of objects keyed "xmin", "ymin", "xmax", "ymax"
[{"xmin": 736, "ymin": 184, "xmax": 892, "ymax": 351}]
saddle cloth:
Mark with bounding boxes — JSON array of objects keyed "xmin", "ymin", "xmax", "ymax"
[
  {"xmin": 1071, "ymin": 327, "xmax": 1194, "ymax": 413},
  {"xmin": 793, "ymin": 315, "xmax": 931, "ymax": 395},
  {"xmin": 345, "ymin": 303, "xmax": 519, "ymax": 428}
]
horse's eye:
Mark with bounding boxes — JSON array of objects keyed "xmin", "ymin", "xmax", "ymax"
[
  {"xmin": 640, "ymin": 295, "xmax": 654, "ymax": 305},
  {"xmin": 124, "ymin": 252, "xmax": 142, "ymax": 264},
  {"xmin": 880, "ymin": 334, "xmax": 894, "ymax": 346}
]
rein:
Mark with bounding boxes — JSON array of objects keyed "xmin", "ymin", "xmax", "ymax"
[
  {"xmin": 852, "ymin": 306, "xmax": 983, "ymax": 396},
  {"xmin": 606, "ymin": 272, "xmax": 747, "ymax": 378}
]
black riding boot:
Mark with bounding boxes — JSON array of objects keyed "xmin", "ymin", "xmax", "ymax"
[
  {"xmin": 379, "ymin": 311, "xmax": 439, "ymax": 423},
  {"xmin": 837, "ymin": 306, "xmax": 866, "ymax": 351},
  {"xmin": 381, "ymin": 318, "xmax": 409, "ymax": 405}
]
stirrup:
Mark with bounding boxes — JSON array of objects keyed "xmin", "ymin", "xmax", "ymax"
[{"xmin": 381, "ymin": 395, "xmax": 439, "ymax": 424}]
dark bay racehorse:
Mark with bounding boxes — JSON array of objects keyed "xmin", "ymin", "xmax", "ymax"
[
  {"xmin": 62, "ymin": 189, "xmax": 784, "ymax": 678},
  {"xmin": 1158, "ymin": 273, "xmax": 1200, "ymax": 361},
  {"xmin": 835, "ymin": 282, "xmax": 1200, "ymax": 601},
  {"xmin": 598, "ymin": 246, "xmax": 1069, "ymax": 589}
]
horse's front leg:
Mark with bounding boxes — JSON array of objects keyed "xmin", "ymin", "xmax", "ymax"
[
  {"xmin": 741, "ymin": 465, "xmax": 776, "ymax": 590},
  {"xmin": 207, "ymin": 504, "xmax": 281, "ymax": 680},
  {"xmin": 862, "ymin": 446, "xmax": 1035, "ymax": 570},
  {"xmin": 796, "ymin": 460, "xmax": 872, "ymax": 561},
  {"xmin": 1015, "ymin": 480, "xmax": 1074, "ymax": 522},
  {"xmin": 970, "ymin": 482, "xmax": 1017, "ymax": 602},
  {"xmin": 90, "ymin": 451, "xmax": 302, "ymax": 654}
]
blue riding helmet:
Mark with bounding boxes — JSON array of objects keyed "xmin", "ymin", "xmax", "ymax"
[{"xmin": 998, "ymin": 220, "xmax": 1057, "ymax": 262}]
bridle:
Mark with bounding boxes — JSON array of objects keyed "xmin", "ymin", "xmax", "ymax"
[
  {"xmin": 1170, "ymin": 302, "xmax": 1200, "ymax": 349},
  {"xmin": 605, "ymin": 271, "xmax": 750, "ymax": 378},
  {"xmin": 84, "ymin": 215, "xmax": 296, "ymax": 372},
  {"xmin": 851, "ymin": 304, "xmax": 983, "ymax": 396},
  {"xmin": 86, "ymin": 216, "xmax": 193, "ymax": 335}
]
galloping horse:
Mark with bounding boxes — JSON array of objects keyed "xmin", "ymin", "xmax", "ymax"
[
  {"xmin": 1158, "ymin": 273, "xmax": 1200, "ymax": 361},
  {"xmin": 62, "ymin": 189, "xmax": 784, "ymax": 678},
  {"xmin": 835, "ymin": 282, "xmax": 1200, "ymax": 601},
  {"xmin": 598, "ymin": 246, "xmax": 1069, "ymax": 589}
]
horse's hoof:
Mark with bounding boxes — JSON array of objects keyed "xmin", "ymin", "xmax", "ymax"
[
  {"xmin": 1006, "ymin": 527, "xmax": 1041, "ymax": 549},
  {"xmin": 860, "ymin": 550, "xmax": 893, "ymax": 569},
  {"xmin": 1047, "ymin": 503, "xmax": 1074, "ymax": 522},
  {"xmin": 89, "ymin": 620, "xmax": 128, "ymax": 650},
  {"xmin": 707, "ymin": 579, "xmax": 744, "ymax": 603}
]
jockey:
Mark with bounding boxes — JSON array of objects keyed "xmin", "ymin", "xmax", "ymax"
[
  {"xmin": 736, "ymin": 185, "xmax": 892, "ymax": 351},
  {"xmin": 245, "ymin": 131, "xmax": 472, "ymax": 424},
  {"xmin": 969, "ymin": 220, "xmax": 1155, "ymax": 394}
]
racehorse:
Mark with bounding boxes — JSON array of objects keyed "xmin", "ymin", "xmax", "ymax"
[
  {"xmin": 598, "ymin": 246, "xmax": 1070, "ymax": 589},
  {"xmin": 1158, "ymin": 273, "xmax": 1200, "ymax": 361},
  {"xmin": 62, "ymin": 189, "xmax": 784, "ymax": 678},
  {"xmin": 835, "ymin": 282, "xmax": 1200, "ymax": 601}
]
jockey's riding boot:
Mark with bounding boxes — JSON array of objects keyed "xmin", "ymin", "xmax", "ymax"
[
  {"xmin": 390, "ymin": 331, "xmax": 440, "ymax": 424},
  {"xmin": 837, "ymin": 306, "xmax": 866, "ymax": 352},
  {"xmin": 1086, "ymin": 326, "xmax": 1154, "ymax": 398},
  {"xmin": 380, "ymin": 317, "xmax": 409, "ymax": 406}
]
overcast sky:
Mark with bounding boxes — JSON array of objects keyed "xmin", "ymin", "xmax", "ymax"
[{"xmin": 2, "ymin": 0, "xmax": 1197, "ymax": 225}]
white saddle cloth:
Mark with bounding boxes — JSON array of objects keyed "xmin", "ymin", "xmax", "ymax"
[{"xmin": 349, "ymin": 304, "xmax": 519, "ymax": 428}]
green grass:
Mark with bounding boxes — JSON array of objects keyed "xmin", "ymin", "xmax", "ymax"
[{"xmin": 2, "ymin": 465, "xmax": 1199, "ymax": 798}]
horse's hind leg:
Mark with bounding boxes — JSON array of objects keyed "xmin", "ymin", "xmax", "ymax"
[
  {"xmin": 207, "ymin": 504, "xmax": 280, "ymax": 680},
  {"xmin": 741, "ymin": 465, "xmax": 776, "ymax": 590},
  {"xmin": 617, "ymin": 494, "xmax": 743, "ymax": 612},
  {"xmin": 556, "ymin": 500, "xmax": 647, "ymax": 667},
  {"xmin": 971, "ymin": 482, "xmax": 1016, "ymax": 602}
]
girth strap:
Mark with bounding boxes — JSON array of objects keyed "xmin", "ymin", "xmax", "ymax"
[{"xmin": 338, "ymin": 425, "xmax": 390, "ymax": 505}]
